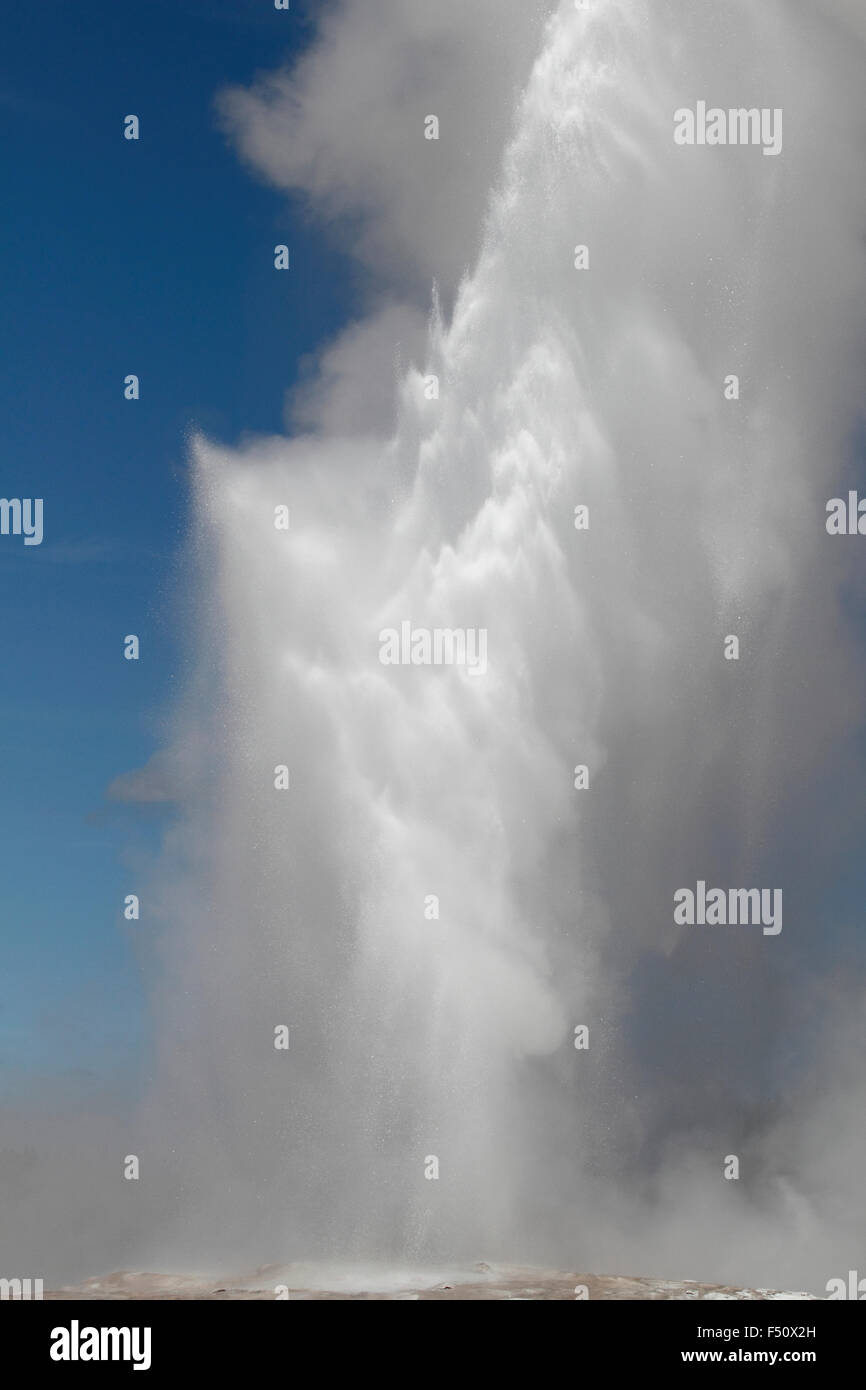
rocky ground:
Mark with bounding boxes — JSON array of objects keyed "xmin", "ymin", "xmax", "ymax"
[{"xmin": 47, "ymin": 1265, "xmax": 820, "ymax": 1301}]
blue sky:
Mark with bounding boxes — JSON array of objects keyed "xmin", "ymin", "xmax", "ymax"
[
  {"xmin": 0, "ymin": 0, "xmax": 351, "ymax": 1100},
  {"xmin": 2, "ymin": 1, "xmax": 866, "ymax": 1294},
  {"xmin": 1, "ymin": 0, "xmax": 864, "ymax": 1129}
]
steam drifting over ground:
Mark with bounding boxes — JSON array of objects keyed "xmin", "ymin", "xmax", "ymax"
[{"xmin": 5, "ymin": 0, "xmax": 866, "ymax": 1296}]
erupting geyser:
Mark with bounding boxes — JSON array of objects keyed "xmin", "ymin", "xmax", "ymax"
[{"xmin": 129, "ymin": 0, "xmax": 866, "ymax": 1294}]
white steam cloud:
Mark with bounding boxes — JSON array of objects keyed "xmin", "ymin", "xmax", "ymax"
[{"xmin": 5, "ymin": 0, "xmax": 866, "ymax": 1293}]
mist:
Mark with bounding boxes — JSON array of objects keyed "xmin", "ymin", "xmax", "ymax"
[{"xmin": 3, "ymin": 0, "xmax": 866, "ymax": 1296}]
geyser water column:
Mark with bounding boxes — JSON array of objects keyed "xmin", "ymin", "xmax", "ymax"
[{"xmin": 147, "ymin": 0, "xmax": 866, "ymax": 1276}]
